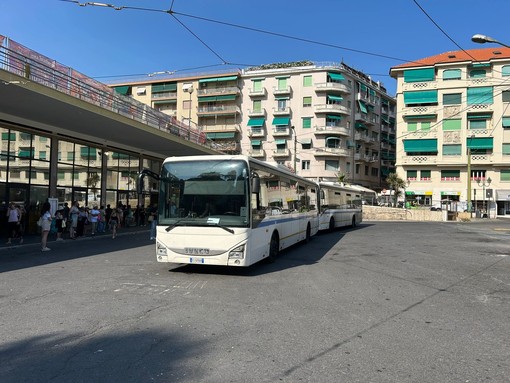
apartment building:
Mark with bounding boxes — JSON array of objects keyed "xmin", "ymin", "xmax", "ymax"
[
  {"xmin": 117, "ymin": 62, "xmax": 396, "ymax": 191},
  {"xmin": 390, "ymin": 47, "xmax": 510, "ymax": 216}
]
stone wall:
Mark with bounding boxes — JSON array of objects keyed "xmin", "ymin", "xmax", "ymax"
[{"xmin": 362, "ymin": 206, "xmax": 445, "ymax": 222}]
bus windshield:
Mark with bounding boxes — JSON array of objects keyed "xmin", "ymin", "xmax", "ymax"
[{"xmin": 158, "ymin": 159, "xmax": 250, "ymax": 228}]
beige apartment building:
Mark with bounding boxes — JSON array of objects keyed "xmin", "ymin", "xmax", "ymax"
[
  {"xmin": 114, "ymin": 62, "xmax": 396, "ymax": 192},
  {"xmin": 390, "ymin": 47, "xmax": 510, "ymax": 216}
]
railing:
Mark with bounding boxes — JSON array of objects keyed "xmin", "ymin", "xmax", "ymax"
[{"xmin": 0, "ymin": 35, "xmax": 211, "ymax": 148}]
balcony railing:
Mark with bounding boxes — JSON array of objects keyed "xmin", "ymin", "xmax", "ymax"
[
  {"xmin": 248, "ymin": 128, "xmax": 265, "ymax": 137},
  {"xmin": 197, "ymin": 105, "xmax": 241, "ymax": 115},
  {"xmin": 272, "ymin": 148, "xmax": 290, "ymax": 157},
  {"xmin": 273, "ymin": 86, "xmax": 292, "ymax": 96},
  {"xmin": 314, "ymin": 125, "xmax": 351, "ymax": 136},
  {"xmin": 273, "ymin": 107, "xmax": 291, "ymax": 116},
  {"xmin": 313, "ymin": 147, "xmax": 351, "ymax": 157},
  {"xmin": 314, "ymin": 82, "xmax": 351, "ymax": 94},
  {"xmin": 247, "ymin": 109, "xmax": 266, "ymax": 117},
  {"xmin": 314, "ymin": 104, "xmax": 350, "ymax": 115},
  {"xmin": 248, "ymin": 149, "xmax": 265, "ymax": 157},
  {"xmin": 273, "ymin": 127, "xmax": 290, "ymax": 136},
  {"xmin": 197, "ymin": 86, "xmax": 240, "ymax": 96},
  {"xmin": 151, "ymin": 91, "xmax": 177, "ymax": 99},
  {"xmin": 248, "ymin": 88, "xmax": 267, "ymax": 97},
  {"xmin": 0, "ymin": 35, "xmax": 209, "ymax": 147}
]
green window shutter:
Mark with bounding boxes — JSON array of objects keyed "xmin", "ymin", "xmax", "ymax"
[
  {"xmin": 2, "ymin": 132, "xmax": 16, "ymax": 141},
  {"xmin": 421, "ymin": 170, "xmax": 431, "ymax": 179},
  {"xmin": 302, "ymin": 117, "xmax": 311, "ymax": 129},
  {"xmin": 469, "ymin": 119, "xmax": 487, "ymax": 130},
  {"xmin": 403, "ymin": 68, "xmax": 435, "ymax": 82},
  {"xmin": 358, "ymin": 100, "xmax": 368, "ymax": 113},
  {"xmin": 421, "ymin": 122, "xmax": 431, "ymax": 131},
  {"xmin": 501, "ymin": 169, "xmax": 510, "ymax": 181},
  {"xmin": 443, "ymin": 119, "xmax": 461, "ymax": 131},
  {"xmin": 443, "ymin": 93, "xmax": 462, "ymax": 105},
  {"xmin": 503, "ymin": 117, "xmax": 510, "ymax": 128},
  {"xmin": 39, "ymin": 151, "xmax": 47, "ymax": 160},
  {"xmin": 443, "ymin": 144, "xmax": 462, "ymax": 155},
  {"xmin": 503, "ymin": 91, "xmax": 510, "ymax": 103},
  {"xmin": 252, "ymin": 79, "xmax": 262, "ymax": 91},
  {"xmin": 58, "ymin": 171, "xmax": 65, "ymax": 180},
  {"xmin": 403, "ymin": 139, "xmax": 438, "ymax": 153},
  {"xmin": 467, "ymin": 87, "xmax": 493, "ymax": 105},
  {"xmin": 303, "ymin": 76, "xmax": 312, "ymax": 87},
  {"xmin": 278, "ymin": 78, "xmax": 287, "ymax": 90},
  {"xmin": 252, "ymin": 99, "xmax": 261, "ymax": 112},
  {"xmin": 503, "ymin": 66, "xmax": 510, "ymax": 77},
  {"xmin": 443, "ymin": 69, "xmax": 461, "ymax": 80},
  {"xmin": 469, "ymin": 69, "xmax": 486, "ymax": 78},
  {"xmin": 327, "ymin": 72, "xmax": 345, "ymax": 81},
  {"xmin": 503, "ymin": 144, "xmax": 510, "ymax": 155},
  {"xmin": 152, "ymin": 82, "xmax": 177, "ymax": 93},
  {"xmin": 303, "ymin": 96, "xmax": 312, "ymax": 106},
  {"xmin": 441, "ymin": 170, "xmax": 460, "ymax": 178},
  {"xmin": 403, "ymin": 90, "xmax": 438, "ymax": 105},
  {"xmin": 407, "ymin": 170, "xmax": 417, "ymax": 178},
  {"xmin": 251, "ymin": 140, "xmax": 261, "ymax": 148},
  {"xmin": 467, "ymin": 137, "xmax": 493, "ymax": 149},
  {"xmin": 407, "ymin": 122, "xmax": 417, "ymax": 132}
]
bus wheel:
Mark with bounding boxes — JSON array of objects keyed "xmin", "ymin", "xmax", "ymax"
[
  {"xmin": 305, "ymin": 223, "xmax": 311, "ymax": 243},
  {"xmin": 351, "ymin": 216, "xmax": 357, "ymax": 228},
  {"xmin": 266, "ymin": 232, "xmax": 279, "ymax": 263},
  {"xmin": 329, "ymin": 217, "xmax": 335, "ymax": 232}
]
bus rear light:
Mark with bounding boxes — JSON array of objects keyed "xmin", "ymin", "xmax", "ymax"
[{"xmin": 228, "ymin": 244, "xmax": 245, "ymax": 259}]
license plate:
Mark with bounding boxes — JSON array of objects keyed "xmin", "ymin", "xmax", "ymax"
[{"xmin": 189, "ymin": 257, "xmax": 205, "ymax": 264}]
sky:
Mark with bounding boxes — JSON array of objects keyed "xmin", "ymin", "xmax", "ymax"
[{"xmin": 1, "ymin": 0, "xmax": 510, "ymax": 96}]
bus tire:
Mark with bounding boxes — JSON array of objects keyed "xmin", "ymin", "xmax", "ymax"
[
  {"xmin": 329, "ymin": 217, "xmax": 335, "ymax": 232},
  {"xmin": 266, "ymin": 232, "xmax": 279, "ymax": 263},
  {"xmin": 305, "ymin": 223, "xmax": 311, "ymax": 243},
  {"xmin": 351, "ymin": 216, "xmax": 357, "ymax": 228}
]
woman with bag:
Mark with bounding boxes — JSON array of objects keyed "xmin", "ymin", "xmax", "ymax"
[
  {"xmin": 40, "ymin": 201, "xmax": 52, "ymax": 251},
  {"xmin": 55, "ymin": 209, "xmax": 64, "ymax": 241}
]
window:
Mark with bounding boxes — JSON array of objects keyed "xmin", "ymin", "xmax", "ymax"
[
  {"xmin": 443, "ymin": 93, "xmax": 462, "ymax": 105},
  {"xmin": 303, "ymin": 96, "xmax": 312, "ymax": 107},
  {"xmin": 403, "ymin": 90, "xmax": 438, "ymax": 106},
  {"xmin": 364, "ymin": 166, "xmax": 369, "ymax": 176},
  {"xmin": 441, "ymin": 170, "xmax": 460, "ymax": 181},
  {"xmin": 303, "ymin": 76, "xmax": 312, "ymax": 87},
  {"xmin": 67, "ymin": 152, "xmax": 75, "ymax": 161},
  {"xmin": 469, "ymin": 69, "xmax": 486, "ymax": 78},
  {"xmin": 407, "ymin": 170, "xmax": 417, "ymax": 180},
  {"xmin": 403, "ymin": 68, "xmax": 435, "ymax": 82},
  {"xmin": 252, "ymin": 99, "xmax": 262, "ymax": 112},
  {"xmin": 503, "ymin": 91, "xmax": 510, "ymax": 103},
  {"xmin": 503, "ymin": 66, "xmax": 510, "ymax": 77},
  {"xmin": 467, "ymin": 87, "xmax": 493, "ymax": 105},
  {"xmin": 371, "ymin": 168, "xmax": 379, "ymax": 177},
  {"xmin": 252, "ymin": 79, "xmax": 262, "ymax": 91},
  {"xmin": 1, "ymin": 132, "xmax": 15, "ymax": 141},
  {"xmin": 325, "ymin": 160, "xmax": 339, "ymax": 171},
  {"xmin": 503, "ymin": 117, "xmax": 510, "ymax": 129},
  {"xmin": 301, "ymin": 160, "xmax": 310, "ymax": 170},
  {"xmin": 443, "ymin": 69, "xmax": 461, "ymax": 80},
  {"xmin": 302, "ymin": 117, "xmax": 311, "ymax": 129},
  {"xmin": 407, "ymin": 122, "xmax": 417, "ymax": 132},
  {"xmin": 39, "ymin": 151, "xmax": 47, "ymax": 160},
  {"xmin": 326, "ymin": 137, "xmax": 341, "ymax": 148},
  {"xmin": 469, "ymin": 119, "xmax": 487, "ymax": 130},
  {"xmin": 58, "ymin": 171, "xmax": 65, "ymax": 180},
  {"xmin": 501, "ymin": 169, "xmax": 510, "ymax": 182},
  {"xmin": 277, "ymin": 78, "xmax": 288, "ymax": 91},
  {"xmin": 301, "ymin": 140, "xmax": 312, "ymax": 149},
  {"xmin": 277, "ymin": 99, "xmax": 287, "ymax": 111},
  {"xmin": 420, "ymin": 170, "xmax": 431, "ymax": 181},
  {"xmin": 355, "ymin": 164, "xmax": 360, "ymax": 174},
  {"xmin": 443, "ymin": 144, "xmax": 462, "ymax": 156},
  {"xmin": 503, "ymin": 143, "xmax": 510, "ymax": 155},
  {"xmin": 442, "ymin": 119, "xmax": 461, "ymax": 131}
]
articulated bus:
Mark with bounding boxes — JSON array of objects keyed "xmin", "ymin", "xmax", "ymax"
[
  {"xmin": 318, "ymin": 182, "xmax": 363, "ymax": 231},
  {"xmin": 138, "ymin": 155, "xmax": 319, "ymax": 267}
]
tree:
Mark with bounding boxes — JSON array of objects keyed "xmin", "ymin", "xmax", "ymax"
[
  {"xmin": 86, "ymin": 173, "xmax": 100, "ymax": 201},
  {"xmin": 386, "ymin": 173, "xmax": 406, "ymax": 207}
]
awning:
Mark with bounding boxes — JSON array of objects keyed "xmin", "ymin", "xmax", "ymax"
[
  {"xmin": 152, "ymin": 82, "xmax": 177, "ymax": 93},
  {"xmin": 496, "ymin": 190, "xmax": 510, "ymax": 200},
  {"xmin": 403, "ymin": 139, "xmax": 438, "ymax": 153},
  {"xmin": 471, "ymin": 63, "xmax": 491, "ymax": 68},
  {"xmin": 355, "ymin": 122, "xmax": 367, "ymax": 130},
  {"xmin": 198, "ymin": 95, "xmax": 236, "ymax": 102},
  {"xmin": 113, "ymin": 85, "xmax": 131, "ymax": 95},
  {"xmin": 300, "ymin": 138, "xmax": 312, "ymax": 144},
  {"xmin": 403, "ymin": 67, "xmax": 435, "ymax": 82},
  {"xmin": 503, "ymin": 117, "xmax": 510, "ymax": 128},
  {"xmin": 153, "ymin": 99, "xmax": 177, "ymax": 105},
  {"xmin": 272, "ymin": 117, "xmax": 290, "ymax": 126},
  {"xmin": 327, "ymin": 72, "xmax": 345, "ymax": 81},
  {"xmin": 247, "ymin": 118, "xmax": 265, "ymax": 127},
  {"xmin": 467, "ymin": 113, "xmax": 492, "ymax": 119},
  {"xmin": 403, "ymin": 114, "xmax": 437, "ymax": 120},
  {"xmin": 467, "ymin": 137, "xmax": 493, "ymax": 149},
  {"xmin": 403, "ymin": 90, "xmax": 438, "ymax": 105},
  {"xmin": 325, "ymin": 137, "xmax": 340, "ymax": 142},
  {"xmin": 326, "ymin": 114, "xmax": 342, "ymax": 120},
  {"xmin": 275, "ymin": 139, "xmax": 287, "ymax": 145},
  {"xmin": 198, "ymin": 75, "xmax": 238, "ymax": 83},
  {"xmin": 358, "ymin": 100, "xmax": 368, "ymax": 113},
  {"xmin": 206, "ymin": 132, "xmax": 236, "ymax": 139},
  {"xmin": 327, "ymin": 95, "xmax": 343, "ymax": 102},
  {"xmin": 251, "ymin": 140, "xmax": 261, "ymax": 146}
]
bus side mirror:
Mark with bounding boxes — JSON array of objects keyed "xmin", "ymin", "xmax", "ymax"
[{"xmin": 251, "ymin": 174, "xmax": 260, "ymax": 194}]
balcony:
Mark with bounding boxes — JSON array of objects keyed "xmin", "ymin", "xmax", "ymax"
[
  {"xmin": 314, "ymin": 125, "xmax": 351, "ymax": 136},
  {"xmin": 197, "ymin": 86, "xmax": 240, "ymax": 96},
  {"xmin": 151, "ymin": 91, "xmax": 177, "ymax": 100},
  {"xmin": 273, "ymin": 85, "xmax": 292, "ymax": 96},
  {"xmin": 248, "ymin": 127, "xmax": 265, "ymax": 137},
  {"xmin": 314, "ymin": 104, "xmax": 350, "ymax": 115},
  {"xmin": 273, "ymin": 127, "xmax": 290, "ymax": 136},
  {"xmin": 248, "ymin": 87, "xmax": 267, "ymax": 97},
  {"xmin": 401, "ymin": 155, "xmax": 437, "ymax": 164},
  {"xmin": 314, "ymin": 82, "xmax": 351, "ymax": 94},
  {"xmin": 355, "ymin": 113, "xmax": 376, "ymax": 125},
  {"xmin": 401, "ymin": 81, "xmax": 437, "ymax": 92},
  {"xmin": 248, "ymin": 149, "xmax": 265, "ymax": 158},
  {"xmin": 402, "ymin": 106, "xmax": 439, "ymax": 117},
  {"xmin": 272, "ymin": 148, "xmax": 290, "ymax": 157},
  {"xmin": 247, "ymin": 108, "xmax": 266, "ymax": 117},
  {"xmin": 313, "ymin": 147, "xmax": 351, "ymax": 157},
  {"xmin": 273, "ymin": 106, "xmax": 291, "ymax": 116},
  {"xmin": 354, "ymin": 153, "xmax": 375, "ymax": 162},
  {"xmin": 197, "ymin": 105, "xmax": 241, "ymax": 116},
  {"xmin": 356, "ymin": 92, "xmax": 376, "ymax": 105}
]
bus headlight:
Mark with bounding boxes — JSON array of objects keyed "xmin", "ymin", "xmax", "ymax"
[
  {"xmin": 156, "ymin": 242, "xmax": 168, "ymax": 256},
  {"xmin": 228, "ymin": 244, "xmax": 245, "ymax": 259}
]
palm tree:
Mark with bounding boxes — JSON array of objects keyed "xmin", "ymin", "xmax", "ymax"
[
  {"xmin": 86, "ymin": 173, "xmax": 100, "ymax": 201},
  {"xmin": 386, "ymin": 173, "xmax": 406, "ymax": 207}
]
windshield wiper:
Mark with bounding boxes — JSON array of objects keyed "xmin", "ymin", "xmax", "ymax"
[
  {"xmin": 209, "ymin": 223, "xmax": 235, "ymax": 234},
  {"xmin": 165, "ymin": 219, "xmax": 188, "ymax": 232}
]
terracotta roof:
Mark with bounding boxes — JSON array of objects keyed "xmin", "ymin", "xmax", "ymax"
[{"xmin": 390, "ymin": 47, "xmax": 510, "ymax": 71}]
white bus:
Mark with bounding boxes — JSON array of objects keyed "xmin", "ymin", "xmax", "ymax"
[
  {"xmin": 138, "ymin": 155, "xmax": 320, "ymax": 267},
  {"xmin": 318, "ymin": 182, "xmax": 363, "ymax": 231}
]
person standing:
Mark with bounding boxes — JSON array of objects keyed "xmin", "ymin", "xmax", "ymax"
[
  {"xmin": 40, "ymin": 201, "xmax": 52, "ymax": 251},
  {"xmin": 6, "ymin": 202, "xmax": 22, "ymax": 245},
  {"xmin": 89, "ymin": 205, "xmax": 100, "ymax": 235},
  {"xmin": 149, "ymin": 203, "xmax": 158, "ymax": 240},
  {"xmin": 55, "ymin": 209, "xmax": 64, "ymax": 241},
  {"xmin": 105, "ymin": 204, "xmax": 112, "ymax": 231},
  {"xmin": 109, "ymin": 208, "xmax": 119, "ymax": 239},
  {"xmin": 69, "ymin": 201, "xmax": 79, "ymax": 239}
]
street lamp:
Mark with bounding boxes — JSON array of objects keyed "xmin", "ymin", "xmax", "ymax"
[
  {"xmin": 476, "ymin": 176, "xmax": 492, "ymax": 216},
  {"xmin": 471, "ymin": 34, "xmax": 510, "ymax": 48}
]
